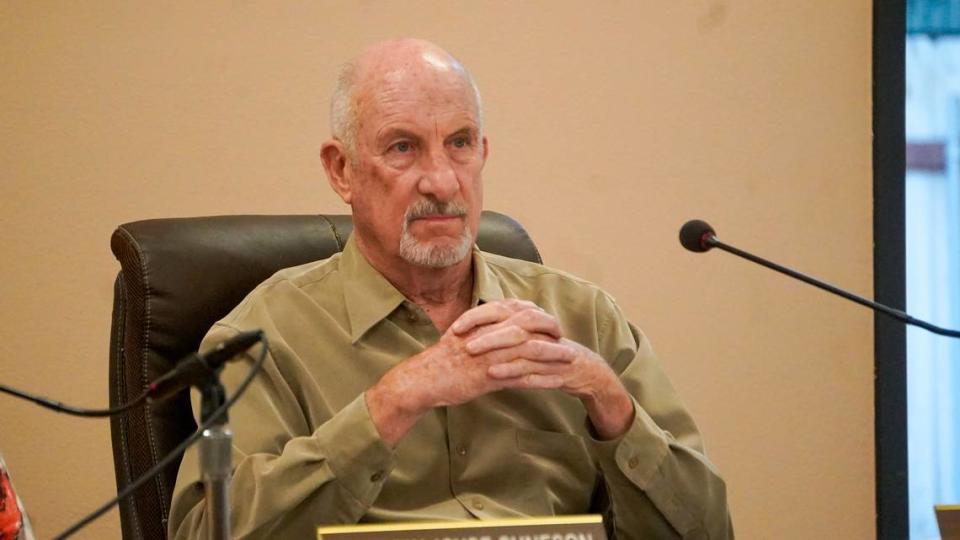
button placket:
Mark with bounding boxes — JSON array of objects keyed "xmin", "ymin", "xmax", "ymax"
[{"xmin": 447, "ymin": 406, "xmax": 468, "ymax": 502}]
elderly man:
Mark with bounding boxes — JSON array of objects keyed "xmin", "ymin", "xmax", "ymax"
[{"xmin": 169, "ymin": 39, "xmax": 732, "ymax": 539}]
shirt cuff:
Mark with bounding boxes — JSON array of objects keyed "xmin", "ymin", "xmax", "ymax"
[
  {"xmin": 319, "ymin": 393, "xmax": 397, "ymax": 505},
  {"xmin": 585, "ymin": 396, "xmax": 669, "ymax": 489}
]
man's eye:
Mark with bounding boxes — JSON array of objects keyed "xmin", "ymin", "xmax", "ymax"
[
  {"xmin": 392, "ymin": 141, "xmax": 412, "ymax": 153},
  {"xmin": 451, "ymin": 137, "xmax": 470, "ymax": 148}
]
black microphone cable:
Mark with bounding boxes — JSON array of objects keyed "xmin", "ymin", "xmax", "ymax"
[
  {"xmin": 0, "ymin": 383, "xmax": 149, "ymax": 418},
  {"xmin": 0, "ymin": 329, "xmax": 264, "ymax": 417},
  {"xmin": 52, "ymin": 334, "xmax": 269, "ymax": 539}
]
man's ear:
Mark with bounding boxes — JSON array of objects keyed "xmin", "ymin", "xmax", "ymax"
[
  {"xmin": 481, "ymin": 135, "xmax": 489, "ymax": 162},
  {"xmin": 320, "ymin": 140, "xmax": 353, "ymax": 204}
]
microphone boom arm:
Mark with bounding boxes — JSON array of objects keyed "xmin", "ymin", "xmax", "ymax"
[{"xmin": 702, "ymin": 232, "xmax": 960, "ymax": 339}]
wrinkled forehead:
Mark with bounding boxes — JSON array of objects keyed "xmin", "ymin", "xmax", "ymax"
[
  {"xmin": 354, "ymin": 60, "xmax": 480, "ymax": 128},
  {"xmin": 360, "ymin": 45, "xmax": 466, "ymax": 87}
]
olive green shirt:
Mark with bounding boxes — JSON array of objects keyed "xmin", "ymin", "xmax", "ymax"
[{"xmin": 168, "ymin": 237, "xmax": 731, "ymax": 539}]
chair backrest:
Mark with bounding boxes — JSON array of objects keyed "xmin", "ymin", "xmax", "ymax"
[{"xmin": 108, "ymin": 211, "xmax": 542, "ymax": 540}]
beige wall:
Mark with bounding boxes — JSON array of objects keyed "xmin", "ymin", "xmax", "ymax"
[{"xmin": 0, "ymin": 2, "xmax": 873, "ymax": 538}]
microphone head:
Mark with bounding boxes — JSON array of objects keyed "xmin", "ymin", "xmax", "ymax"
[{"xmin": 679, "ymin": 219, "xmax": 717, "ymax": 253}]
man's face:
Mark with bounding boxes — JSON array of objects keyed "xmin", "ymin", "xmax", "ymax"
[{"xmin": 344, "ymin": 64, "xmax": 487, "ymax": 269}]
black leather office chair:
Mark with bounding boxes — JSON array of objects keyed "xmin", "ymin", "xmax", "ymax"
[{"xmin": 107, "ymin": 211, "xmax": 543, "ymax": 540}]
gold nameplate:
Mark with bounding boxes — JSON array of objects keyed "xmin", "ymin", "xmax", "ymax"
[
  {"xmin": 317, "ymin": 515, "xmax": 606, "ymax": 540},
  {"xmin": 937, "ymin": 504, "xmax": 960, "ymax": 540}
]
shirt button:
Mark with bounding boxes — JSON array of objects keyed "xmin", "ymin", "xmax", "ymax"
[
  {"xmin": 472, "ymin": 498, "xmax": 484, "ymax": 510},
  {"xmin": 456, "ymin": 446, "xmax": 467, "ymax": 456},
  {"xmin": 628, "ymin": 456, "xmax": 640, "ymax": 469},
  {"xmin": 370, "ymin": 471, "xmax": 385, "ymax": 482}
]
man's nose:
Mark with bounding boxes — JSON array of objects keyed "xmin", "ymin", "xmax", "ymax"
[{"xmin": 417, "ymin": 148, "xmax": 459, "ymax": 201}]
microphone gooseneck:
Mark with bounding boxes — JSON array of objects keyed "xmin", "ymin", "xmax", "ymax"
[
  {"xmin": 0, "ymin": 329, "xmax": 266, "ymax": 416},
  {"xmin": 678, "ymin": 219, "xmax": 960, "ymax": 339},
  {"xmin": 148, "ymin": 329, "xmax": 265, "ymax": 403}
]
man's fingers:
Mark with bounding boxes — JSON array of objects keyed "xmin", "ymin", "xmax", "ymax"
[
  {"xmin": 509, "ymin": 308, "xmax": 562, "ymax": 339},
  {"xmin": 465, "ymin": 325, "xmax": 528, "ymax": 354},
  {"xmin": 463, "ymin": 313, "xmax": 562, "ymax": 355},
  {"xmin": 462, "ymin": 310, "xmax": 561, "ymax": 344},
  {"xmin": 450, "ymin": 299, "xmax": 540, "ymax": 335},
  {"xmin": 482, "ymin": 339, "xmax": 576, "ymax": 364},
  {"xmin": 489, "ymin": 359, "xmax": 551, "ymax": 379},
  {"xmin": 486, "ymin": 352, "xmax": 574, "ymax": 378},
  {"xmin": 451, "ymin": 303, "xmax": 510, "ymax": 335},
  {"xmin": 495, "ymin": 372, "xmax": 565, "ymax": 390}
]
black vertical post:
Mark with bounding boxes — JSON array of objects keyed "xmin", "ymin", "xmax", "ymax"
[{"xmin": 873, "ymin": 0, "xmax": 908, "ymax": 538}]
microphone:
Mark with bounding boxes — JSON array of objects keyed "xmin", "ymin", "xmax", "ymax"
[
  {"xmin": 148, "ymin": 330, "xmax": 265, "ymax": 402},
  {"xmin": 679, "ymin": 219, "xmax": 716, "ymax": 253},
  {"xmin": 679, "ymin": 219, "xmax": 960, "ymax": 339},
  {"xmin": 0, "ymin": 329, "xmax": 265, "ymax": 416}
]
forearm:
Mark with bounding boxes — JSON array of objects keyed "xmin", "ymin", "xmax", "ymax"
[
  {"xmin": 580, "ymin": 371, "xmax": 635, "ymax": 440},
  {"xmin": 365, "ymin": 366, "xmax": 430, "ymax": 447}
]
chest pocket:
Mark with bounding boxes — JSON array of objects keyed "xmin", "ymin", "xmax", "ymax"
[{"xmin": 515, "ymin": 428, "xmax": 597, "ymax": 514}]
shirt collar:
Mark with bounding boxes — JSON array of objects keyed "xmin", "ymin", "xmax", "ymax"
[
  {"xmin": 471, "ymin": 246, "xmax": 505, "ymax": 306},
  {"xmin": 341, "ymin": 236, "xmax": 407, "ymax": 344},
  {"xmin": 342, "ymin": 238, "xmax": 506, "ymax": 344}
]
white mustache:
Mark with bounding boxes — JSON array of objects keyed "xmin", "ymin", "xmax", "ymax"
[{"xmin": 405, "ymin": 200, "xmax": 467, "ymax": 222}]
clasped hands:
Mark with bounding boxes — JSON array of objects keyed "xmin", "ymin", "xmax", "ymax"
[{"xmin": 366, "ymin": 299, "xmax": 635, "ymax": 446}]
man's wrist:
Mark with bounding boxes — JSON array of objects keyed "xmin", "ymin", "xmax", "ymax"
[
  {"xmin": 582, "ymin": 378, "xmax": 635, "ymax": 440},
  {"xmin": 365, "ymin": 373, "xmax": 427, "ymax": 447}
]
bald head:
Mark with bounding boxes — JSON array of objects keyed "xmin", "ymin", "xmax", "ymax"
[{"xmin": 330, "ymin": 39, "xmax": 483, "ymax": 156}]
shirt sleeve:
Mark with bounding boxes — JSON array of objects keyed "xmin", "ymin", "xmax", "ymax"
[
  {"xmin": 585, "ymin": 296, "xmax": 734, "ymax": 540},
  {"xmin": 167, "ymin": 323, "xmax": 397, "ymax": 540}
]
